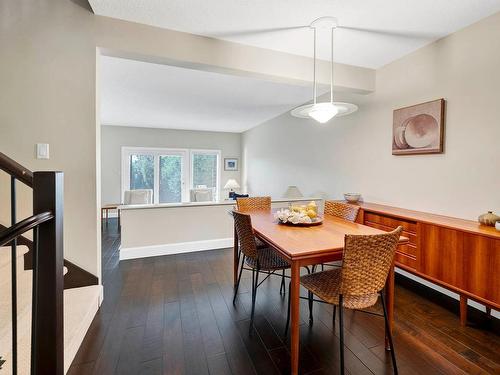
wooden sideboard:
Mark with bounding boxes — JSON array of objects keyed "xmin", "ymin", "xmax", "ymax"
[{"xmin": 350, "ymin": 201, "xmax": 499, "ymax": 325}]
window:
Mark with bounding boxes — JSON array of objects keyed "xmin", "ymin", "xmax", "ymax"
[
  {"xmin": 122, "ymin": 147, "xmax": 220, "ymax": 203},
  {"xmin": 191, "ymin": 150, "xmax": 221, "ymax": 201}
]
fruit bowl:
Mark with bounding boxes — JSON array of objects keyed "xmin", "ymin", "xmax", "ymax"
[{"xmin": 274, "ymin": 203, "xmax": 323, "ymax": 227}]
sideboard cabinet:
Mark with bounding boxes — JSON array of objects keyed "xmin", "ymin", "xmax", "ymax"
[{"xmin": 352, "ymin": 202, "xmax": 499, "ymax": 325}]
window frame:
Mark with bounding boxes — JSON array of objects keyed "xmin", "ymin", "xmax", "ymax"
[
  {"xmin": 121, "ymin": 146, "xmax": 221, "ymax": 204},
  {"xmin": 189, "ymin": 149, "xmax": 221, "ymax": 201}
]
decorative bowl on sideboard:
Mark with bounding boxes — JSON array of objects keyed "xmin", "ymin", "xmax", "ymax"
[{"xmin": 344, "ymin": 193, "xmax": 361, "ymax": 203}]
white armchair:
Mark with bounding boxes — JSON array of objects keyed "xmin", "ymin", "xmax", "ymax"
[
  {"xmin": 190, "ymin": 188, "xmax": 214, "ymax": 202},
  {"xmin": 123, "ymin": 189, "xmax": 153, "ymax": 205}
]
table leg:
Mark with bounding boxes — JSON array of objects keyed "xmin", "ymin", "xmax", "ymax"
[
  {"xmin": 290, "ymin": 261, "xmax": 300, "ymax": 375},
  {"xmin": 385, "ymin": 262, "xmax": 395, "ymax": 350},
  {"xmin": 118, "ymin": 208, "xmax": 121, "ymax": 228},
  {"xmin": 233, "ymin": 227, "xmax": 239, "ymax": 286},
  {"xmin": 105, "ymin": 208, "xmax": 109, "ymax": 225}
]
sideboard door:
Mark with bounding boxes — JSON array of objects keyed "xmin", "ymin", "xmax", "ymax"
[{"xmin": 419, "ymin": 224, "xmax": 465, "ymax": 289}]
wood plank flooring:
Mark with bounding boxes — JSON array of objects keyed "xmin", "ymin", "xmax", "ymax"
[{"xmin": 68, "ymin": 219, "xmax": 499, "ymax": 374}]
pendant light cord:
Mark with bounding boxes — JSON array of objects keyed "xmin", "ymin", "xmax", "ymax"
[
  {"xmin": 313, "ymin": 28, "xmax": 317, "ymax": 105},
  {"xmin": 331, "ymin": 27, "xmax": 334, "ymax": 104},
  {"xmin": 313, "ymin": 25, "xmax": 335, "ymax": 105}
]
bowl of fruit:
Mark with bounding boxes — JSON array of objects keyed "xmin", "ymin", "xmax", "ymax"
[{"xmin": 274, "ymin": 201, "xmax": 323, "ymax": 226}]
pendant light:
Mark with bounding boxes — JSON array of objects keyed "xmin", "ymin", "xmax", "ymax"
[{"xmin": 291, "ymin": 17, "xmax": 358, "ymax": 123}]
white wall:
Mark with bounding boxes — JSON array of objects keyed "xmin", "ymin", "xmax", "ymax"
[
  {"xmin": 101, "ymin": 125, "xmax": 241, "ymax": 203},
  {"xmin": 243, "ymin": 11, "xmax": 500, "ymax": 221}
]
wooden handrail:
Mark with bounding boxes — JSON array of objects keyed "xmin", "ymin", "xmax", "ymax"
[
  {"xmin": 0, "ymin": 211, "xmax": 54, "ymax": 247},
  {"xmin": 0, "ymin": 152, "xmax": 33, "ymax": 187}
]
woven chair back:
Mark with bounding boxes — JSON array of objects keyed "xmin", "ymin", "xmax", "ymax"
[
  {"xmin": 340, "ymin": 226, "xmax": 403, "ymax": 296},
  {"xmin": 236, "ymin": 196, "xmax": 271, "ymax": 212},
  {"xmin": 232, "ymin": 211, "xmax": 258, "ymax": 260},
  {"xmin": 324, "ymin": 201, "xmax": 360, "ymax": 222}
]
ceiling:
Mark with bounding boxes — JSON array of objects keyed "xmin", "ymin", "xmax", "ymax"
[
  {"xmin": 89, "ymin": 0, "xmax": 500, "ymax": 68},
  {"xmin": 100, "ymin": 56, "xmax": 328, "ymax": 132}
]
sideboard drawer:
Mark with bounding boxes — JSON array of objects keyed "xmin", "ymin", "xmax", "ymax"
[
  {"xmin": 395, "ymin": 252, "xmax": 417, "ymax": 270},
  {"xmin": 398, "ymin": 243, "xmax": 417, "ymax": 257},
  {"xmin": 364, "ymin": 220, "xmax": 417, "ymax": 246},
  {"xmin": 364, "ymin": 211, "xmax": 417, "ymax": 233}
]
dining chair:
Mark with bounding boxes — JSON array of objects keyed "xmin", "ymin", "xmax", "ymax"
[
  {"xmin": 235, "ymin": 196, "xmax": 287, "ymax": 293},
  {"xmin": 318, "ymin": 201, "xmax": 362, "ymax": 272},
  {"xmin": 232, "ymin": 211, "xmax": 291, "ymax": 334},
  {"xmin": 285, "ymin": 226, "xmax": 403, "ymax": 375},
  {"xmin": 235, "ymin": 197, "xmax": 271, "ymax": 252},
  {"xmin": 236, "ymin": 196, "xmax": 272, "ymax": 211},
  {"xmin": 324, "ymin": 200, "xmax": 360, "ymax": 222}
]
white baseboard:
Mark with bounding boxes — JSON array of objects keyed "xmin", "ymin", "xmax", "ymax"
[
  {"xmin": 119, "ymin": 237, "xmax": 233, "ymax": 260},
  {"xmin": 396, "ymin": 268, "xmax": 499, "ymax": 318}
]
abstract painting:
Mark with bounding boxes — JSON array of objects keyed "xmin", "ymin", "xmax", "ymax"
[{"xmin": 393, "ymin": 99, "xmax": 445, "ymax": 155}]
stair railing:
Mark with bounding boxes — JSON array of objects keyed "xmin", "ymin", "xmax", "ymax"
[{"xmin": 0, "ymin": 152, "xmax": 64, "ymax": 375}]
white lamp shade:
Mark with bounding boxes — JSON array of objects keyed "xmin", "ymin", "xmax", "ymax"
[
  {"xmin": 283, "ymin": 186, "xmax": 303, "ymax": 199},
  {"xmin": 224, "ymin": 179, "xmax": 240, "ymax": 190}
]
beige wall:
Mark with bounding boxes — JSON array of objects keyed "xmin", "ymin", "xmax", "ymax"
[
  {"xmin": 242, "ymin": 11, "xmax": 500, "ymax": 221},
  {"xmin": 0, "ymin": 0, "xmax": 372, "ymax": 278},
  {"xmin": 101, "ymin": 125, "xmax": 241, "ymax": 204}
]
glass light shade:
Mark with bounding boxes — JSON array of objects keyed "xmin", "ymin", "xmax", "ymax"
[
  {"xmin": 291, "ymin": 102, "xmax": 358, "ymax": 121},
  {"xmin": 223, "ymin": 179, "xmax": 240, "ymax": 190},
  {"xmin": 308, "ymin": 103, "xmax": 339, "ymax": 123}
]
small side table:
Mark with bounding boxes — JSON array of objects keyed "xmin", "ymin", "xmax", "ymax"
[{"xmin": 101, "ymin": 204, "xmax": 121, "ymax": 226}]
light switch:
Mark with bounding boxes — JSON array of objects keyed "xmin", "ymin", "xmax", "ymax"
[{"xmin": 36, "ymin": 143, "xmax": 49, "ymax": 159}]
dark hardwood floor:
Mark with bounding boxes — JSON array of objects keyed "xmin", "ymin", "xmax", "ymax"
[{"xmin": 68, "ymin": 219, "xmax": 499, "ymax": 374}]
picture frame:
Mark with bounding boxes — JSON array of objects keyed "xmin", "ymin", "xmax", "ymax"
[
  {"xmin": 224, "ymin": 158, "xmax": 238, "ymax": 171},
  {"xmin": 392, "ymin": 99, "xmax": 445, "ymax": 155}
]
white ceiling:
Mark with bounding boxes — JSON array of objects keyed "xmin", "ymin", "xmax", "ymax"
[
  {"xmin": 89, "ymin": 0, "xmax": 500, "ymax": 68},
  {"xmin": 100, "ymin": 56, "xmax": 328, "ymax": 132}
]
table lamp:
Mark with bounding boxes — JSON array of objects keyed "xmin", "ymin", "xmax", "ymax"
[
  {"xmin": 224, "ymin": 179, "xmax": 240, "ymax": 199},
  {"xmin": 283, "ymin": 185, "xmax": 303, "ymax": 199}
]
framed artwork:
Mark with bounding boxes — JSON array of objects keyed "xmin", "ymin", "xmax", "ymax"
[
  {"xmin": 224, "ymin": 158, "xmax": 238, "ymax": 171},
  {"xmin": 392, "ymin": 99, "xmax": 445, "ymax": 155}
]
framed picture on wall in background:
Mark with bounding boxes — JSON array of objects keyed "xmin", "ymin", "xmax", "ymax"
[
  {"xmin": 392, "ymin": 98, "xmax": 445, "ymax": 155},
  {"xmin": 224, "ymin": 158, "xmax": 239, "ymax": 171}
]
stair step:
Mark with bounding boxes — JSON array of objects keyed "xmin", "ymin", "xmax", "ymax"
[
  {"xmin": 0, "ymin": 245, "xmax": 29, "ymax": 269},
  {"xmin": 0, "ymin": 245, "xmax": 102, "ymax": 374}
]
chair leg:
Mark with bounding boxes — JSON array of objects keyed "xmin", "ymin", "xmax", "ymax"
[
  {"xmin": 380, "ymin": 292, "xmax": 398, "ymax": 374},
  {"xmin": 280, "ymin": 269, "xmax": 286, "ymax": 295},
  {"xmin": 233, "ymin": 255, "xmax": 245, "ymax": 304},
  {"xmin": 249, "ymin": 267, "xmax": 260, "ymax": 335},
  {"xmin": 284, "ymin": 281, "xmax": 291, "ymax": 337},
  {"xmin": 339, "ymin": 295, "xmax": 345, "ymax": 375},
  {"xmin": 332, "ymin": 305, "xmax": 337, "ymax": 328},
  {"xmin": 308, "ymin": 291, "xmax": 314, "ymax": 326}
]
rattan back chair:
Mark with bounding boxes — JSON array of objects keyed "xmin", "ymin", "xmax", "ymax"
[
  {"xmin": 285, "ymin": 226, "xmax": 403, "ymax": 374},
  {"xmin": 236, "ymin": 196, "xmax": 271, "ymax": 250},
  {"xmin": 324, "ymin": 201, "xmax": 360, "ymax": 222},
  {"xmin": 341, "ymin": 227, "xmax": 402, "ymax": 297},
  {"xmin": 231, "ymin": 211, "xmax": 290, "ymax": 334},
  {"xmin": 236, "ymin": 196, "xmax": 271, "ymax": 211},
  {"xmin": 232, "ymin": 210, "xmax": 259, "ymax": 260}
]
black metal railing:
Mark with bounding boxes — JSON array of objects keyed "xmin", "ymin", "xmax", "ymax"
[{"xmin": 0, "ymin": 152, "xmax": 64, "ymax": 375}]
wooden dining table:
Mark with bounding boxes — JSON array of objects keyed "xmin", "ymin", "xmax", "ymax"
[{"xmin": 232, "ymin": 210, "xmax": 408, "ymax": 375}]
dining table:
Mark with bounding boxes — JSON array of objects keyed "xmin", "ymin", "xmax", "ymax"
[{"xmin": 232, "ymin": 210, "xmax": 408, "ymax": 375}]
